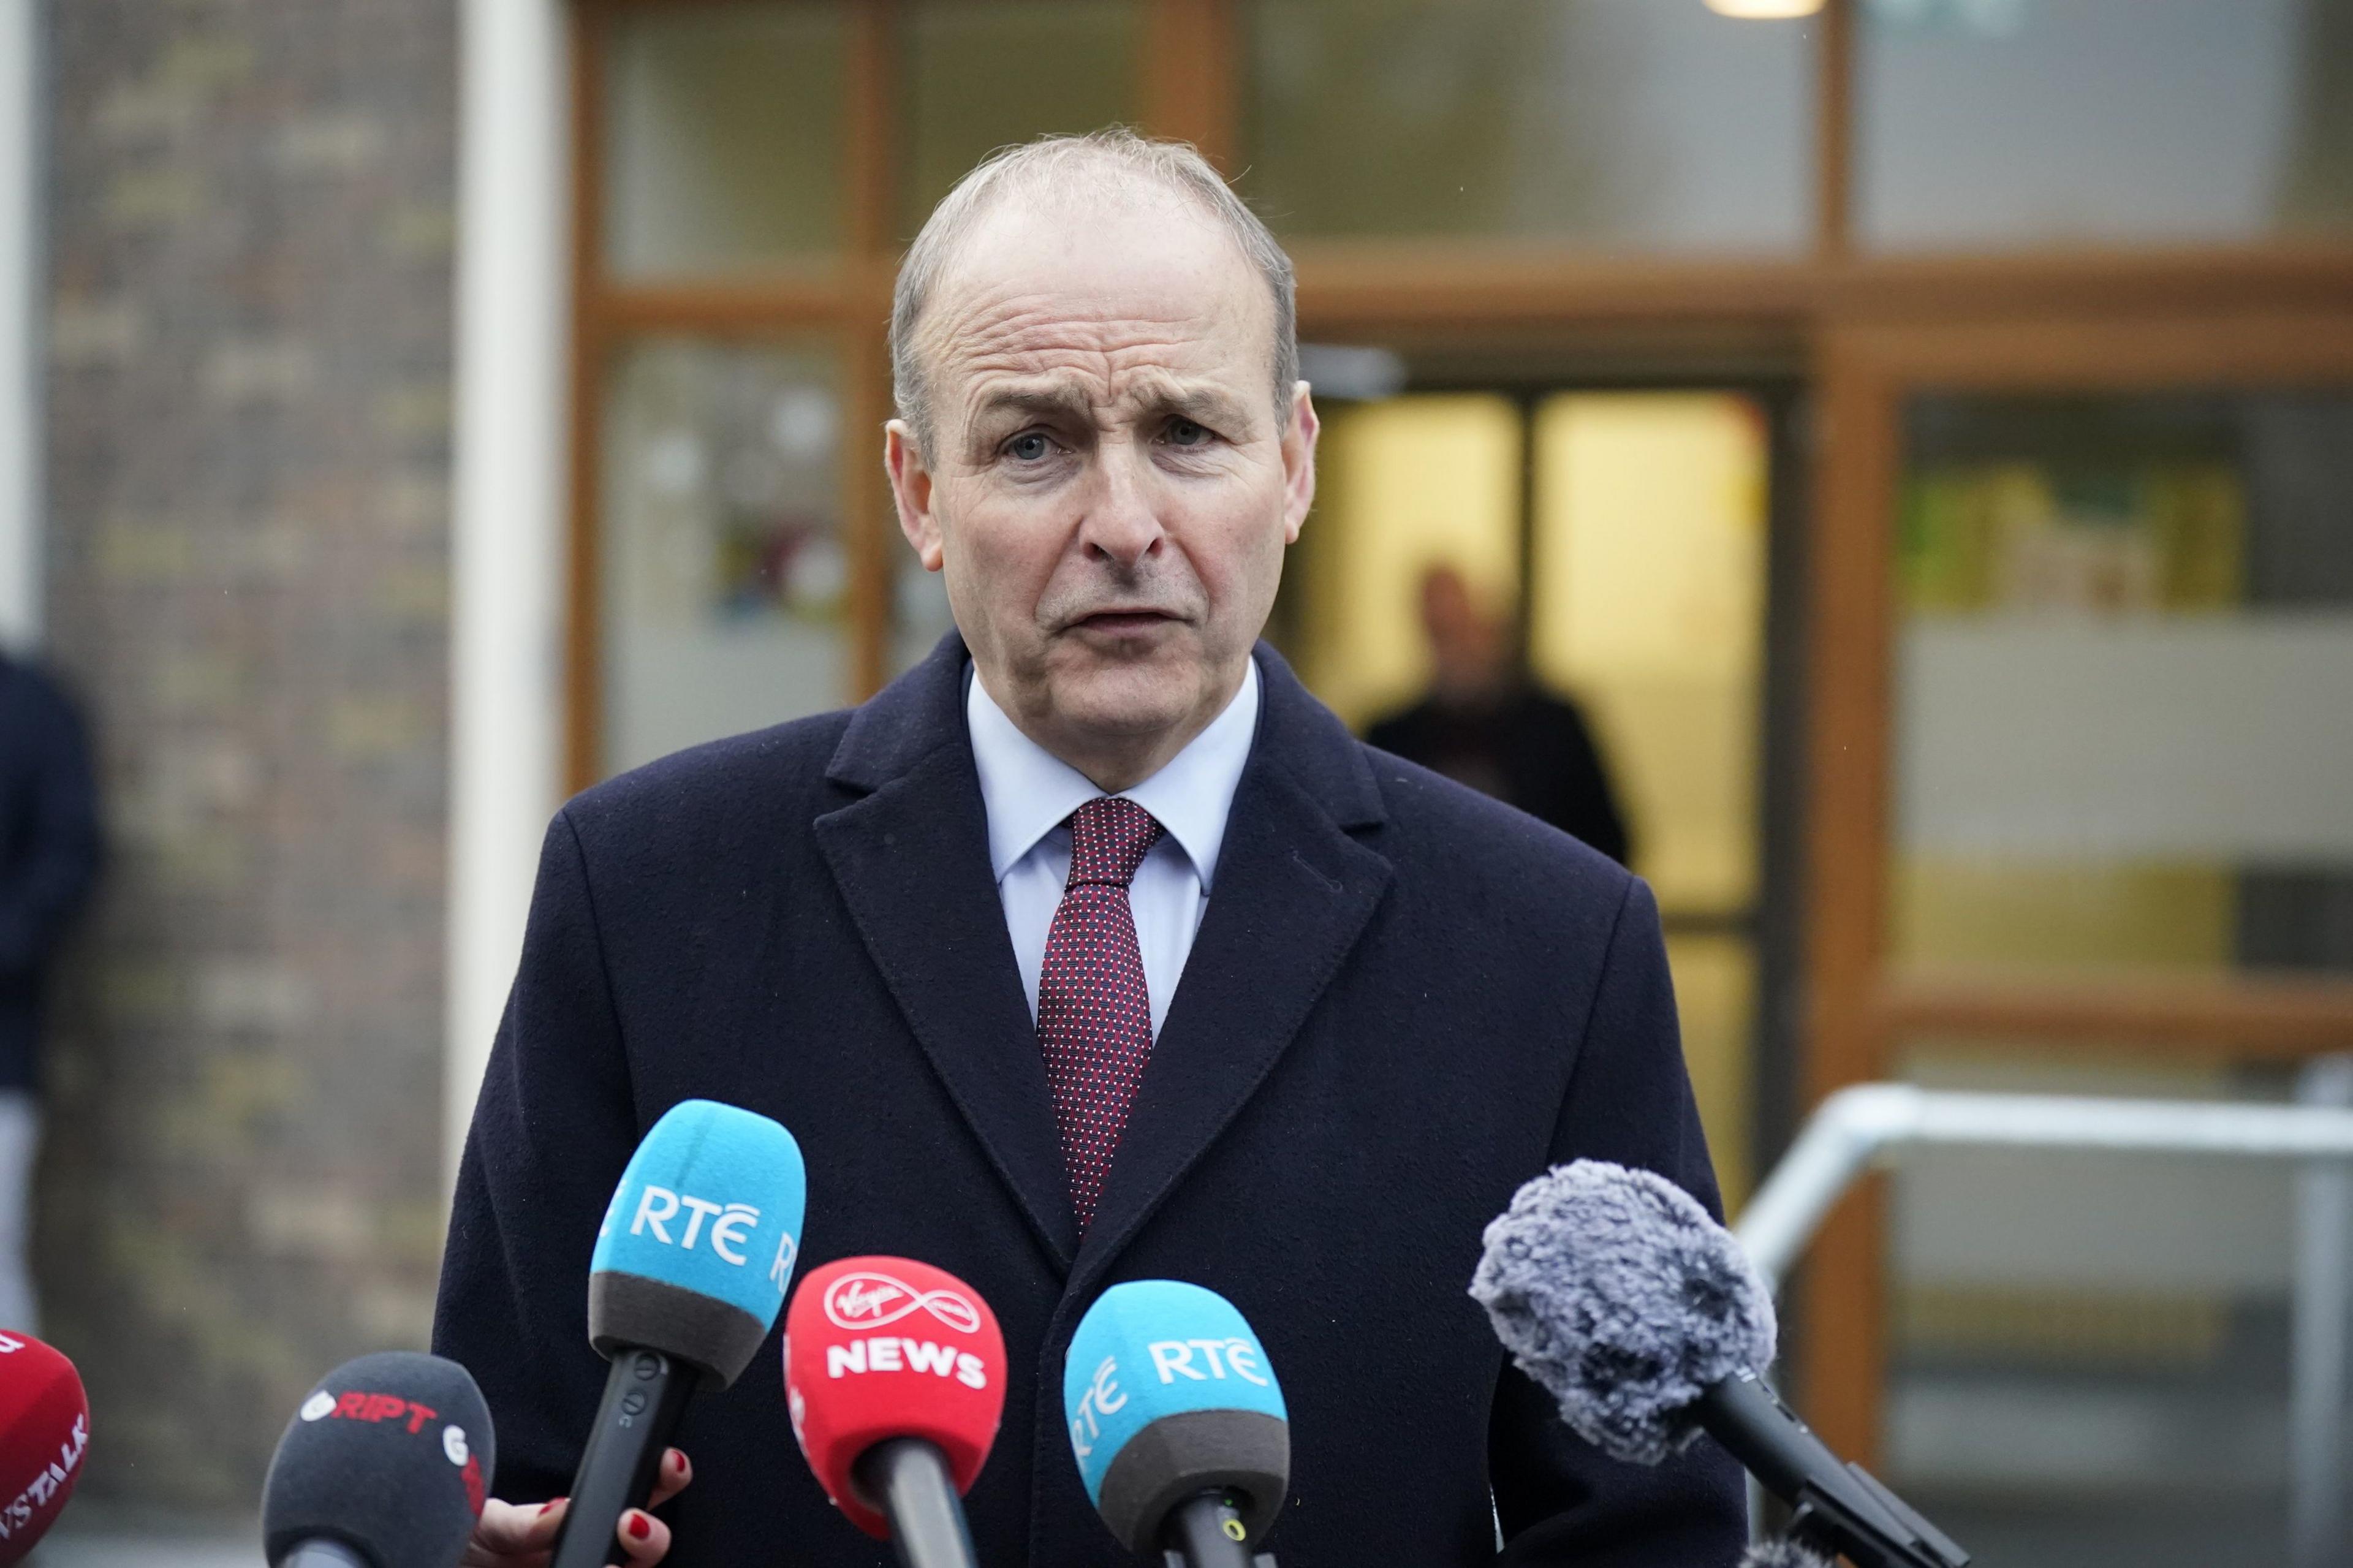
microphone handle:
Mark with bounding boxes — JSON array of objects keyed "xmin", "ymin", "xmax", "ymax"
[
  {"xmin": 548, "ymin": 1348, "xmax": 697, "ymax": 1568},
  {"xmin": 854, "ymin": 1437, "xmax": 981, "ymax": 1568},
  {"xmin": 278, "ymin": 1539, "xmax": 371, "ymax": 1568},
  {"xmin": 1161, "ymin": 1491, "xmax": 1260, "ymax": 1568},
  {"xmin": 1694, "ymin": 1371, "xmax": 1958, "ymax": 1568}
]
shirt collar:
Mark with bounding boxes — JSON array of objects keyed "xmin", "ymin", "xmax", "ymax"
[{"xmin": 966, "ymin": 656, "xmax": 1261, "ymax": 891}]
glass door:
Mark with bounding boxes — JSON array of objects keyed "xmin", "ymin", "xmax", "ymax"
[
  {"xmin": 1287, "ymin": 384, "xmax": 1790, "ymax": 1205},
  {"xmin": 1802, "ymin": 312, "xmax": 2353, "ymax": 1562}
]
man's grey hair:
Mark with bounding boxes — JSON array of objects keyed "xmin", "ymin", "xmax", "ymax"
[{"xmin": 889, "ymin": 128, "xmax": 1300, "ymax": 459}]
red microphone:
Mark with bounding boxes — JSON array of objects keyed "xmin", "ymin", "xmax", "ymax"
[
  {"xmin": 784, "ymin": 1257, "xmax": 1004, "ymax": 1568},
  {"xmin": 0, "ymin": 1331, "xmax": 90, "ymax": 1567}
]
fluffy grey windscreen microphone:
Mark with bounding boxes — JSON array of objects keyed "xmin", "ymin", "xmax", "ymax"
[
  {"xmin": 1469, "ymin": 1159, "xmax": 1777, "ymax": 1465},
  {"xmin": 1740, "ymin": 1540, "xmax": 1833, "ymax": 1568}
]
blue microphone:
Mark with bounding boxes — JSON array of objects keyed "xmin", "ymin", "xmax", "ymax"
[
  {"xmin": 550, "ymin": 1099, "xmax": 806, "ymax": 1568},
  {"xmin": 1064, "ymin": 1281, "xmax": 1288, "ymax": 1567}
]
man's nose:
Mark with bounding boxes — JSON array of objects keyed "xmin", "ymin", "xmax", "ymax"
[{"xmin": 1077, "ymin": 445, "xmax": 1167, "ymax": 570}]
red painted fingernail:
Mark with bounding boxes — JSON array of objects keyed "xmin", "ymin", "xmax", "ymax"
[
  {"xmin": 538, "ymin": 1502, "xmax": 555, "ymax": 1515},
  {"xmin": 628, "ymin": 1514, "xmax": 651, "ymax": 1542}
]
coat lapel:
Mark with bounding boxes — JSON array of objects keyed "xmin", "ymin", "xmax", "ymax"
[
  {"xmin": 1072, "ymin": 646, "xmax": 1393, "ymax": 1289},
  {"xmin": 814, "ymin": 635, "xmax": 1082, "ymax": 1269}
]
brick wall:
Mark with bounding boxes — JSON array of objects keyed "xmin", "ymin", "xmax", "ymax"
[{"xmin": 40, "ymin": 0, "xmax": 457, "ymax": 1510}]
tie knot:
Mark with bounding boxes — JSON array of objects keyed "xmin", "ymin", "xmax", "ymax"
[{"xmin": 1066, "ymin": 796, "xmax": 1162, "ymax": 888}]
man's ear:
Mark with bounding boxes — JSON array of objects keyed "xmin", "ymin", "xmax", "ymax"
[
  {"xmin": 1279, "ymin": 381, "xmax": 1320, "ymax": 545},
  {"xmin": 885, "ymin": 420, "xmax": 945, "ymax": 572}
]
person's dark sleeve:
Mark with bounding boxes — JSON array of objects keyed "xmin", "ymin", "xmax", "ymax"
[
  {"xmin": 1490, "ymin": 875, "xmax": 1747, "ymax": 1566},
  {"xmin": 1362, "ymin": 705, "xmax": 1418, "ymax": 761},
  {"xmin": 433, "ymin": 808, "xmax": 644, "ymax": 1503},
  {"xmin": 0, "ymin": 673, "xmax": 100, "ymax": 980},
  {"xmin": 1528, "ymin": 697, "xmax": 1631, "ymax": 868}
]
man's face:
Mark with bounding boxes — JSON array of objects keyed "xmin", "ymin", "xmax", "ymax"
[{"xmin": 885, "ymin": 194, "xmax": 1317, "ymax": 777}]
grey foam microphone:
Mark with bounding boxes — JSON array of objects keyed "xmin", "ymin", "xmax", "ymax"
[{"xmin": 1470, "ymin": 1161, "xmax": 1969, "ymax": 1568}]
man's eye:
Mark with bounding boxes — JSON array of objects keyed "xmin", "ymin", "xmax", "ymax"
[
  {"xmin": 1005, "ymin": 431, "xmax": 1053, "ymax": 462},
  {"xmin": 1165, "ymin": 419, "xmax": 1211, "ymax": 447}
]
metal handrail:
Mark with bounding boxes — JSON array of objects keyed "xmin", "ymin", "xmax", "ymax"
[{"xmin": 1733, "ymin": 1078, "xmax": 2353, "ymax": 1568}]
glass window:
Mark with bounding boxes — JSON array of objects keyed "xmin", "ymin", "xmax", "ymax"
[
  {"xmin": 1291, "ymin": 395, "xmax": 1523, "ymax": 729},
  {"xmin": 1885, "ymin": 1044, "xmax": 2301, "ymax": 1561},
  {"xmin": 1889, "ymin": 392, "xmax": 2353, "ymax": 981},
  {"xmin": 604, "ymin": 4, "xmax": 847, "ymax": 277},
  {"xmin": 1241, "ymin": 0, "xmax": 1813, "ymax": 249},
  {"xmin": 897, "ymin": 1, "xmax": 1142, "ymax": 243},
  {"xmin": 1529, "ymin": 392, "xmax": 1770, "ymax": 1199},
  {"xmin": 1531, "ymin": 393, "xmax": 1767, "ymax": 916},
  {"xmin": 1289, "ymin": 388, "xmax": 1772, "ymax": 1200},
  {"xmin": 601, "ymin": 339, "xmax": 848, "ymax": 778},
  {"xmin": 1859, "ymin": 0, "xmax": 2353, "ymax": 250}
]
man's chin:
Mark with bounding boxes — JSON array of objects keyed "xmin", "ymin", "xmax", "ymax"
[{"xmin": 1042, "ymin": 646, "xmax": 1213, "ymax": 738}]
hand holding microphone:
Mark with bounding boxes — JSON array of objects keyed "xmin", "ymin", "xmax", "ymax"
[
  {"xmin": 458, "ymin": 1449, "xmax": 688, "ymax": 1568},
  {"xmin": 547, "ymin": 1099, "xmax": 807, "ymax": 1568},
  {"xmin": 1063, "ymin": 1281, "xmax": 1288, "ymax": 1568},
  {"xmin": 784, "ymin": 1256, "xmax": 1006, "ymax": 1568}
]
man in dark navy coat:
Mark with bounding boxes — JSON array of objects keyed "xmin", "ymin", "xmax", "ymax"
[{"xmin": 437, "ymin": 131, "xmax": 1742, "ymax": 1567}]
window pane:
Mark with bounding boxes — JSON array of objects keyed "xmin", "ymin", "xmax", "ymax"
[
  {"xmin": 1887, "ymin": 1045, "xmax": 2298, "ymax": 1562},
  {"xmin": 898, "ymin": 1, "xmax": 1140, "ymax": 242},
  {"xmin": 605, "ymin": 4, "xmax": 846, "ymax": 276},
  {"xmin": 1528, "ymin": 391, "xmax": 1769, "ymax": 1203},
  {"xmin": 1290, "ymin": 394, "xmax": 1523, "ymax": 729},
  {"xmin": 1531, "ymin": 393, "xmax": 1767, "ymax": 917},
  {"xmin": 1889, "ymin": 392, "xmax": 2353, "ymax": 980},
  {"xmin": 1859, "ymin": 0, "xmax": 2353, "ymax": 250},
  {"xmin": 601, "ymin": 339, "xmax": 847, "ymax": 778},
  {"xmin": 1241, "ymin": 0, "xmax": 1813, "ymax": 249}
]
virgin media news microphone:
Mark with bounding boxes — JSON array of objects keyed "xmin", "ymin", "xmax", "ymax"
[
  {"xmin": 1063, "ymin": 1281, "xmax": 1287, "ymax": 1568},
  {"xmin": 783, "ymin": 1256, "xmax": 1006, "ymax": 1568},
  {"xmin": 551, "ymin": 1098, "xmax": 806, "ymax": 1568},
  {"xmin": 0, "ymin": 1331, "xmax": 88, "ymax": 1566},
  {"xmin": 260, "ymin": 1351, "xmax": 493, "ymax": 1568},
  {"xmin": 1470, "ymin": 1160, "xmax": 1969, "ymax": 1568}
]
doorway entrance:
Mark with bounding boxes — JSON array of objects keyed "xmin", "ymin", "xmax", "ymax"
[{"xmin": 1275, "ymin": 376, "xmax": 1811, "ymax": 1206}]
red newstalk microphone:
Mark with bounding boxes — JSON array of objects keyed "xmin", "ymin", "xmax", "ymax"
[
  {"xmin": 0, "ymin": 1331, "xmax": 90, "ymax": 1567},
  {"xmin": 785, "ymin": 1257, "xmax": 1005, "ymax": 1568}
]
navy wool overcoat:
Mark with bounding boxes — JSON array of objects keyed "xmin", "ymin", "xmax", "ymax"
[{"xmin": 434, "ymin": 635, "xmax": 1745, "ymax": 1566}]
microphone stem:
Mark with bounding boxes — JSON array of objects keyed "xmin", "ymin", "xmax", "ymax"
[
  {"xmin": 279, "ymin": 1540, "xmax": 371, "ymax": 1568},
  {"xmin": 548, "ymin": 1349, "xmax": 697, "ymax": 1568},
  {"xmin": 1164, "ymin": 1491, "xmax": 1258, "ymax": 1568},
  {"xmin": 856, "ymin": 1437, "xmax": 980, "ymax": 1568}
]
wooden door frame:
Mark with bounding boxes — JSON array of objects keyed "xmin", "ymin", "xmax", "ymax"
[{"xmin": 1799, "ymin": 305, "xmax": 2353, "ymax": 1461}]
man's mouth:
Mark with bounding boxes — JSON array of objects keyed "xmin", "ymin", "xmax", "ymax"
[{"xmin": 1069, "ymin": 609, "xmax": 1178, "ymax": 635}]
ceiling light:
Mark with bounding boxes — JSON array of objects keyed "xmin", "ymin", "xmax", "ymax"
[{"xmin": 1705, "ymin": 0, "xmax": 1825, "ymax": 17}]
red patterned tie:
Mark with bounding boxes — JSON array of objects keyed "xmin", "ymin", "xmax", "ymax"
[{"xmin": 1037, "ymin": 796, "xmax": 1165, "ymax": 1233}]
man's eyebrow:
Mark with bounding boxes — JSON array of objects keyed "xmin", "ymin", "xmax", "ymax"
[
  {"xmin": 1141, "ymin": 384, "xmax": 1256, "ymax": 429},
  {"xmin": 966, "ymin": 384, "xmax": 1093, "ymax": 427}
]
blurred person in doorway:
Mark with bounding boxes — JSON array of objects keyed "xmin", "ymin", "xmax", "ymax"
[
  {"xmin": 1367, "ymin": 563, "xmax": 1631, "ymax": 864},
  {"xmin": 0, "ymin": 654, "xmax": 99, "ymax": 1331}
]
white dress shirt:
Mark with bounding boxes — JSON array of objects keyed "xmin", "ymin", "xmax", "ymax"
[{"xmin": 966, "ymin": 658, "xmax": 1260, "ymax": 1038}]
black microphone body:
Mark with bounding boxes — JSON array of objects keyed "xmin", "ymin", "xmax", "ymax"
[
  {"xmin": 1696, "ymin": 1372, "xmax": 1965, "ymax": 1568},
  {"xmin": 853, "ymin": 1438, "xmax": 980, "ymax": 1568},
  {"xmin": 1159, "ymin": 1491, "xmax": 1270, "ymax": 1568},
  {"xmin": 548, "ymin": 1350, "xmax": 697, "ymax": 1568}
]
